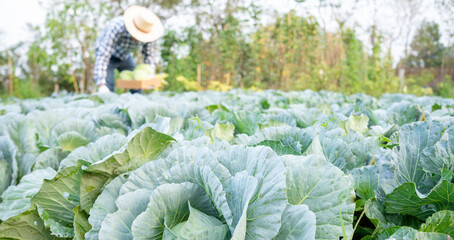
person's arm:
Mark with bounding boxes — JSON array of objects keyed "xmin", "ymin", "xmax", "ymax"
[
  {"xmin": 94, "ymin": 21, "xmax": 123, "ymax": 87},
  {"xmin": 142, "ymin": 42, "xmax": 156, "ymax": 74}
]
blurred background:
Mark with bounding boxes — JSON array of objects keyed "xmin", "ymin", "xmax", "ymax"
[{"xmin": 0, "ymin": 0, "xmax": 453, "ymax": 98}]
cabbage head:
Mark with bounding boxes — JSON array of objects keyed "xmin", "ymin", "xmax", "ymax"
[
  {"xmin": 136, "ymin": 64, "xmax": 154, "ymax": 75},
  {"xmin": 119, "ymin": 70, "xmax": 134, "ymax": 80},
  {"xmin": 133, "ymin": 70, "xmax": 151, "ymax": 81},
  {"xmin": 86, "ymin": 145, "xmax": 355, "ymax": 240}
]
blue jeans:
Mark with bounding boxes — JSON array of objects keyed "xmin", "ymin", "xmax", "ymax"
[{"xmin": 106, "ymin": 55, "xmax": 142, "ymax": 94}]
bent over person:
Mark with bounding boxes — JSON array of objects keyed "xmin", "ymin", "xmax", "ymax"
[{"xmin": 94, "ymin": 6, "xmax": 164, "ymax": 93}]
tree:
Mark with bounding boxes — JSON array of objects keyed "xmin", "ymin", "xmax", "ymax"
[
  {"xmin": 0, "ymin": 43, "xmax": 25, "ymax": 97},
  {"xmin": 25, "ymin": 28, "xmax": 59, "ymax": 95},
  {"xmin": 160, "ymin": 27, "xmax": 203, "ymax": 91},
  {"xmin": 398, "ymin": 0, "xmax": 424, "ymax": 67},
  {"xmin": 435, "ymin": 0, "xmax": 454, "ymax": 38},
  {"xmin": 39, "ymin": 0, "xmax": 105, "ymax": 93},
  {"xmin": 406, "ymin": 22, "xmax": 444, "ymax": 68}
]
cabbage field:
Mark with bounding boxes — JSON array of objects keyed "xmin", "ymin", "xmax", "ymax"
[{"xmin": 0, "ymin": 90, "xmax": 453, "ymax": 240}]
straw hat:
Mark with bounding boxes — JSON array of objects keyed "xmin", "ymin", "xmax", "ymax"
[{"xmin": 124, "ymin": 6, "xmax": 164, "ymax": 43}]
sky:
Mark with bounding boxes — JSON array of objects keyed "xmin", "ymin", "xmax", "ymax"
[
  {"xmin": 0, "ymin": 0, "xmax": 450, "ymax": 63},
  {"xmin": 0, "ymin": 0, "xmax": 45, "ymax": 47}
]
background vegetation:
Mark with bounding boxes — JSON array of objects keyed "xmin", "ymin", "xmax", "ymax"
[{"xmin": 0, "ymin": 0, "xmax": 453, "ymax": 98}]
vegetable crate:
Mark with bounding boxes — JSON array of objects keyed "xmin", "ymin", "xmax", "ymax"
[{"xmin": 116, "ymin": 78, "xmax": 161, "ymax": 90}]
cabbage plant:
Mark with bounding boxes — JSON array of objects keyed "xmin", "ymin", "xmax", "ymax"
[{"xmin": 86, "ymin": 145, "xmax": 355, "ymax": 240}]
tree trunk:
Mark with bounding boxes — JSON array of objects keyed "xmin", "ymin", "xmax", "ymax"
[
  {"xmin": 225, "ymin": 72, "xmax": 231, "ymax": 87},
  {"xmin": 398, "ymin": 63, "xmax": 405, "ymax": 93},
  {"xmin": 66, "ymin": 46, "xmax": 79, "ymax": 93},
  {"xmin": 54, "ymin": 83, "xmax": 59, "ymax": 94},
  {"xmin": 285, "ymin": 66, "xmax": 291, "ymax": 91},
  {"xmin": 7, "ymin": 49, "xmax": 13, "ymax": 97},
  {"xmin": 76, "ymin": 28, "xmax": 90, "ymax": 93},
  {"xmin": 440, "ymin": 56, "xmax": 445, "ymax": 83},
  {"xmin": 80, "ymin": 44, "xmax": 87, "ymax": 94},
  {"xmin": 197, "ymin": 64, "xmax": 202, "ymax": 91},
  {"xmin": 33, "ymin": 66, "xmax": 39, "ymax": 85}
]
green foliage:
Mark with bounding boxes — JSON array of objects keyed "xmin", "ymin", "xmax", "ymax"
[
  {"xmin": 436, "ymin": 75, "xmax": 454, "ymax": 98},
  {"xmin": 159, "ymin": 9, "xmax": 401, "ymax": 97},
  {"xmin": 406, "ymin": 22, "xmax": 445, "ymax": 68},
  {"xmin": 0, "ymin": 1, "xmax": 453, "ymax": 98},
  {"xmin": 176, "ymin": 76, "xmax": 199, "ymax": 91},
  {"xmin": 14, "ymin": 79, "xmax": 43, "ymax": 99},
  {"xmin": 43, "ymin": 0, "xmax": 102, "ymax": 92},
  {"xmin": 161, "ymin": 28, "xmax": 203, "ymax": 91},
  {"xmin": 341, "ymin": 28, "xmax": 367, "ymax": 94},
  {"xmin": 404, "ymin": 69, "xmax": 436, "ymax": 96}
]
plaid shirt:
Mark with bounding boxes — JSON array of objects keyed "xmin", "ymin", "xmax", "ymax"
[{"xmin": 94, "ymin": 16, "xmax": 154, "ymax": 86}]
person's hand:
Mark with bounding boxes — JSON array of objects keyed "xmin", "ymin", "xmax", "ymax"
[{"xmin": 97, "ymin": 84, "xmax": 110, "ymax": 93}]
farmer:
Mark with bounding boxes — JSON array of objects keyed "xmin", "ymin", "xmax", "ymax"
[{"xmin": 94, "ymin": 6, "xmax": 164, "ymax": 93}]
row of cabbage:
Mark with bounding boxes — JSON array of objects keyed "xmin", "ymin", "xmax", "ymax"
[{"xmin": 0, "ymin": 90, "xmax": 453, "ymax": 239}]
